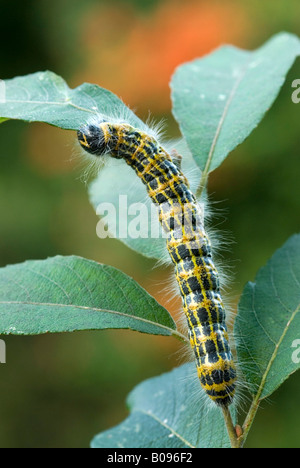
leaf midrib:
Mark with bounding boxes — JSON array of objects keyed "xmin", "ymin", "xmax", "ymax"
[
  {"xmin": 197, "ymin": 56, "xmax": 252, "ymax": 195},
  {"xmin": 3, "ymin": 98, "xmax": 96, "ymax": 115},
  {"xmin": 134, "ymin": 409, "xmax": 195, "ymax": 448},
  {"xmin": 0, "ymin": 300, "xmax": 187, "ymax": 340}
]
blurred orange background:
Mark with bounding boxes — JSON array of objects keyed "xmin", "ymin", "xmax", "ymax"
[{"xmin": 0, "ymin": 0, "xmax": 299, "ymax": 448}]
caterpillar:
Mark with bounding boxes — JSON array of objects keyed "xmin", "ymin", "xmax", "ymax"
[{"xmin": 77, "ymin": 118, "xmax": 237, "ymax": 407}]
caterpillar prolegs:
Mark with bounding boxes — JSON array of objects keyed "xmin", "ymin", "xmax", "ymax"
[{"xmin": 78, "ymin": 119, "xmax": 237, "ymax": 407}]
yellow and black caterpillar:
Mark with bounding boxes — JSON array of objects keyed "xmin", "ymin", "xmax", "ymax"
[{"xmin": 78, "ymin": 119, "xmax": 237, "ymax": 407}]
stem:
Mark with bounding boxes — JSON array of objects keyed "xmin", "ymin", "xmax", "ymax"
[
  {"xmin": 221, "ymin": 406, "xmax": 240, "ymax": 449},
  {"xmin": 241, "ymin": 398, "xmax": 261, "ymax": 443},
  {"xmin": 225, "ymin": 393, "xmax": 261, "ymax": 448}
]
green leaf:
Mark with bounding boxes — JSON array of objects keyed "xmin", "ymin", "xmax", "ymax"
[
  {"xmin": 0, "ymin": 255, "xmax": 178, "ymax": 337},
  {"xmin": 0, "ymin": 71, "xmax": 145, "ymax": 130},
  {"xmin": 89, "ymin": 161, "xmax": 166, "ymax": 260},
  {"xmin": 91, "ymin": 363, "xmax": 233, "ymax": 448},
  {"xmin": 235, "ymin": 234, "xmax": 300, "ymax": 400},
  {"xmin": 171, "ymin": 32, "xmax": 300, "ymax": 179},
  {"xmin": 88, "ymin": 139, "xmax": 202, "ymax": 260}
]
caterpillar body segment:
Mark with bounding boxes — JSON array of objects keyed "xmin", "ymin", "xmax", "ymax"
[{"xmin": 78, "ymin": 120, "xmax": 237, "ymax": 406}]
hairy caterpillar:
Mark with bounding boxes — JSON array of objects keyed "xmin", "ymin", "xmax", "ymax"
[{"xmin": 77, "ymin": 118, "xmax": 237, "ymax": 407}]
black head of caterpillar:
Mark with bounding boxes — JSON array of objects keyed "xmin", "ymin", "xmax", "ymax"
[
  {"xmin": 77, "ymin": 120, "xmax": 142, "ymax": 160},
  {"xmin": 77, "ymin": 120, "xmax": 114, "ymax": 157}
]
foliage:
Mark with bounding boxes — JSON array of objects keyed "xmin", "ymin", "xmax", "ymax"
[{"xmin": 0, "ymin": 32, "xmax": 299, "ymax": 448}]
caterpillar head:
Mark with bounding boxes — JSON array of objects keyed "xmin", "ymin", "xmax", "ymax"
[{"xmin": 77, "ymin": 120, "xmax": 126, "ymax": 159}]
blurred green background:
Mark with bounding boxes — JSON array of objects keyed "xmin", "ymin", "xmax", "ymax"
[{"xmin": 0, "ymin": 0, "xmax": 299, "ymax": 448}]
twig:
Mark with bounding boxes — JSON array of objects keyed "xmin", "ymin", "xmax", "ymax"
[
  {"xmin": 240, "ymin": 397, "xmax": 261, "ymax": 445},
  {"xmin": 221, "ymin": 406, "xmax": 240, "ymax": 449}
]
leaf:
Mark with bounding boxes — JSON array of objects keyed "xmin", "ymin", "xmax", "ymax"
[
  {"xmin": 88, "ymin": 139, "xmax": 202, "ymax": 261},
  {"xmin": 91, "ymin": 363, "xmax": 233, "ymax": 448},
  {"xmin": 235, "ymin": 234, "xmax": 300, "ymax": 400},
  {"xmin": 171, "ymin": 32, "xmax": 300, "ymax": 178},
  {"xmin": 0, "ymin": 255, "xmax": 178, "ymax": 337},
  {"xmin": 89, "ymin": 160, "xmax": 166, "ymax": 261},
  {"xmin": 0, "ymin": 71, "xmax": 145, "ymax": 131}
]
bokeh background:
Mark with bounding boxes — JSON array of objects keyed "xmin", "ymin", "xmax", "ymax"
[{"xmin": 0, "ymin": 0, "xmax": 299, "ymax": 448}]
